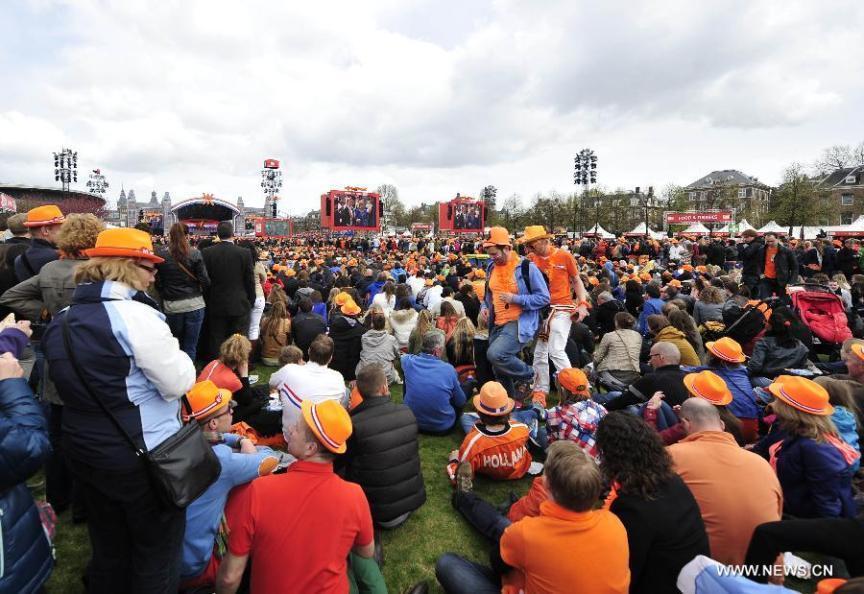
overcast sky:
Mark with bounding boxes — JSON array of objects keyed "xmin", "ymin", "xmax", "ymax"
[{"xmin": 1, "ymin": 0, "xmax": 862, "ymax": 213}]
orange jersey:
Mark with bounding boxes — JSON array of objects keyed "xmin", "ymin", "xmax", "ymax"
[
  {"xmin": 529, "ymin": 247, "xmax": 579, "ymax": 305},
  {"xmin": 489, "ymin": 252, "xmax": 523, "ymax": 326},
  {"xmin": 447, "ymin": 421, "xmax": 532, "ymax": 481}
]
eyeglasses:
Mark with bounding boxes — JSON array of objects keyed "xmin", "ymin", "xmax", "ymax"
[
  {"xmin": 649, "ymin": 353, "xmax": 662, "ymax": 359},
  {"xmin": 136, "ymin": 263, "xmax": 157, "ymax": 275}
]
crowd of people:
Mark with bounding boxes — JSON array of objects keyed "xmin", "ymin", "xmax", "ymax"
[{"xmin": 2, "ymin": 203, "xmax": 864, "ymax": 593}]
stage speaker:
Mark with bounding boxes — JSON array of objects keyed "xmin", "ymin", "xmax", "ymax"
[
  {"xmin": 325, "ymin": 197, "xmax": 332, "ymax": 216},
  {"xmin": 447, "ymin": 205, "xmax": 453, "ymax": 220}
]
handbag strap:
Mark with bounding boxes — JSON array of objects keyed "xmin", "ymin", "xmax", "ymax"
[
  {"xmin": 61, "ymin": 308, "xmax": 193, "ymax": 458},
  {"xmin": 176, "ymin": 259, "xmax": 200, "ymax": 285}
]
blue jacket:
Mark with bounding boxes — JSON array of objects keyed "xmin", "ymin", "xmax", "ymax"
[
  {"xmin": 482, "ymin": 255, "xmax": 550, "ymax": 344},
  {"xmin": 603, "ymin": 261, "xmax": 619, "ymax": 288},
  {"xmin": 42, "ymin": 280, "xmax": 196, "ymax": 470},
  {"xmin": 684, "ymin": 364, "xmax": 760, "ymax": 419},
  {"xmin": 637, "ymin": 297, "xmax": 665, "ymax": 335},
  {"xmin": 401, "ymin": 353, "xmax": 466, "ymax": 432},
  {"xmin": 13, "ymin": 238, "xmax": 59, "ymax": 283},
  {"xmin": 832, "ymin": 406, "xmax": 861, "ymax": 473},
  {"xmin": 0, "ymin": 375, "xmax": 53, "ymax": 594},
  {"xmin": 774, "ymin": 433, "xmax": 856, "ymax": 518}
]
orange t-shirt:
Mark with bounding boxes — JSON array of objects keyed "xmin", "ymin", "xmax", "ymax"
[
  {"xmin": 489, "ymin": 252, "xmax": 523, "ymax": 326},
  {"xmin": 764, "ymin": 246, "xmax": 778, "ymax": 279},
  {"xmin": 500, "ymin": 502, "xmax": 631, "ymax": 594},
  {"xmin": 529, "ymin": 247, "xmax": 579, "ymax": 305},
  {"xmin": 446, "ymin": 421, "xmax": 531, "ymax": 481}
]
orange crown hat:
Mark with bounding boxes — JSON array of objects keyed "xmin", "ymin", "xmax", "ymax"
[
  {"xmin": 683, "ymin": 370, "xmax": 733, "ymax": 406},
  {"xmin": 340, "ymin": 298, "xmax": 361, "ymax": 316},
  {"xmin": 768, "ymin": 375, "xmax": 833, "ymax": 416},
  {"xmin": 183, "ymin": 380, "xmax": 233, "ymax": 422},
  {"xmin": 301, "ymin": 399, "xmax": 353, "ymax": 454},
  {"xmin": 472, "ymin": 381, "xmax": 515, "ymax": 416},
  {"xmin": 518, "ymin": 225, "xmax": 552, "ymax": 245},
  {"xmin": 706, "ymin": 337, "xmax": 746, "ymax": 363},
  {"xmin": 84, "ymin": 228, "xmax": 164, "ymax": 263},
  {"xmin": 23, "ymin": 204, "xmax": 65, "ymax": 228},
  {"xmin": 483, "ymin": 226, "xmax": 511, "ymax": 248},
  {"xmin": 557, "ymin": 368, "xmax": 590, "ymax": 396}
]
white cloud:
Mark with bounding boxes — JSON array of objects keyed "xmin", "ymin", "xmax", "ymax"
[{"xmin": 0, "ymin": 0, "xmax": 862, "ymax": 212}]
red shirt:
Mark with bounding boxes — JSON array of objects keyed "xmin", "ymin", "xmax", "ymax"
[{"xmin": 225, "ymin": 460, "xmax": 374, "ymax": 594}]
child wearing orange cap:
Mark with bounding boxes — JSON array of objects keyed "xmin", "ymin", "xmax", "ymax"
[{"xmin": 546, "ymin": 368, "xmax": 607, "ymax": 459}]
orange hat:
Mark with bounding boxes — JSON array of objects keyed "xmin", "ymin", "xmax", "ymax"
[
  {"xmin": 681, "ymin": 264, "xmax": 694, "ymax": 272},
  {"xmin": 301, "ymin": 399, "xmax": 352, "ymax": 454},
  {"xmin": 84, "ymin": 228, "xmax": 164, "ymax": 263},
  {"xmin": 483, "ymin": 226, "xmax": 511, "ymax": 248},
  {"xmin": 639, "ymin": 272, "xmax": 651, "ymax": 282},
  {"xmin": 518, "ymin": 225, "xmax": 552, "ymax": 245},
  {"xmin": 683, "ymin": 370, "xmax": 732, "ymax": 405},
  {"xmin": 768, "ymin": 375, "xmax": 833, "ymax": 416},
  {"xmin": 816, "ymin": 578, "xmax": 848, "ymax": 594},
  {"xmin": 696, "ymin": 265, "xmax": 708, "ymax": 273},
  {"xmin": 849, "ymin": 343, "xmax": 864, "ymax": 362},
  {"xmin": 472, "ymin": 381, "xmax": 515, "ymax": 416},
  {"xmin": 341, "ymin": 298, "xmax": 361, "ymax": 316},
  {"xmin": 23, "ymin": 204, "xmax": 65, "ymax": 228},
  {"xmin": 667, "ymin": 279, "xmax": 682, "ymax": 288},
  {"xmin": 472, "ymin": 268, "xmax": 486, "ymax": 280},
  {"xmin": 183, "ymin": 380, "xmax": 233, "ymax": 422},
  {"xmin": 588, "ymin": 276, "xmax": 600, "ymax": 286},
  {"xmin": 706, "ymin": 337, "xmax": 746, "ymax": 363},
  {"xmin": 557, "ymin": 368, "xmax": 590, "ymax": 396},
  {"xmin": 284, "ymin": 268, "xmax": 297, "ymax": 278}
]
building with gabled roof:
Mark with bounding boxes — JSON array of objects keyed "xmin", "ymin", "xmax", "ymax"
[
  {"xmin": 816, "ymin": 166, "xmax": 864, "ymax": 225},
  {"xmin": 684, "ymin": 169, "xmax": 772, "ymax": 225}
]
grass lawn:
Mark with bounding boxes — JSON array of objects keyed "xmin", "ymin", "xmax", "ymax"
[{"xmin": 42, "ymin": 363, "xmax": 824, "ymax": 593}]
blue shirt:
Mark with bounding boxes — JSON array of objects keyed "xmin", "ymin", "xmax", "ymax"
[
  {"xmin": 181, "ymin": 437, "xmax": 277, "ymax": 579},
  {"xmin": 638, "ymin": 297, "xmax": 665, "ymax": 335},
  {"xmin": 401, "ymin": 353, "xmax": 466, "ymax": 432}
]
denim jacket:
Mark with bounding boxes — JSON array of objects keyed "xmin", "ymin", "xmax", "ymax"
[{"xmin": 482, "ymin": 256, "xmax": 550, "ymax": 344}]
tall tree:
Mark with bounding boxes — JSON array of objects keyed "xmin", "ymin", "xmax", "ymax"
[
  {"xmin": 771, "ymin": 163, "xmax": 826, "ymax": 235},
  {"xmin": 497, "ymin": 194, "xmax": 524, "ymax": 230},
  {"xmin": 376, "ymin": 183, "xmax": 405, "ymax": 227},
  {"xmin": 814, "ymin": 142, "xmax": 864, "ymax": 174},
  {"xmin": 479, "ymin": 185, "xmax": 498, "ymax": 219}
]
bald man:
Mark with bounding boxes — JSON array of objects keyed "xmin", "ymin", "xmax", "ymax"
[{"xmin": 603, "ymin": 342, "xmax": 689, "ymax": 410}]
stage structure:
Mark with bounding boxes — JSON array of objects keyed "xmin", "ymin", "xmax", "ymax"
[
  {"xmin": 320, "ymin": 187, "xmax": 382, "ymax": 232},
  {"xmin": 438, "ymin": 194, "xmax": 485, "ymax": 233}
]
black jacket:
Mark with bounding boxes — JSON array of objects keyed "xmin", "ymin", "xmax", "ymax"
[
  {"xmin": 291, "ymin": 311, "xmax": 327, "ymax": 358},
  {"xmin": 201, "ymin": 241, "xmax": 255, "ymax": 317},
  {"xmin": 0, "ymin": 238, "xmax": 31, "ymax": 316},
  {"xmin": 154, "ymin": 247, "xmax": 210, "ymax": 301},
  {"xmin": 739, "ymin": 237, "xmax": 764, "ymax": 279},
  {"xmin": 328, "ymin": 315, "xmax": 366, "ymax": 381},
  {"xmin": 339, "ymin": 396, "xmax": 426, "ymax": 523},
  {"xmin": 837, "ymin": 247, "xmax": 857, "ymax": 279},
  {"xmin": 610, "ymin": 474, "xmax": 709, "ymax": 594},
  {"xmin": 14, "ymin": 238, "xmax": 58, "ymax": 283},
  {"xmin": 606, "ymin": 365, "xmax": 689, "ymax": 411},
  {"xmin": 756, "ymin": 243, "xmax": 799, "ymax": 286},
  {"xmin": 594, "ymin": 299, "xmax": 625, "ymax": 337}
]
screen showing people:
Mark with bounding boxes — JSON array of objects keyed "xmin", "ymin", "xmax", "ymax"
[
  {"xmin": 453, "ymin": 201, "xmax": 483, "ymax": 230},
  {"xmin": 333, "ymin": 192, "xmax": 377, "ymax": 228}
]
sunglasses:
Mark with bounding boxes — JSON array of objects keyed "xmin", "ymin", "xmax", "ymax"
[{"xmin": 136, "ymin": 263, "xmax": 157, "ymax": 274}]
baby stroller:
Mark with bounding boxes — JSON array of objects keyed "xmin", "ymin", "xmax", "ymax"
[{"xmin": 788, "ymin": 283, "xmax": 851, "ymax": 358}]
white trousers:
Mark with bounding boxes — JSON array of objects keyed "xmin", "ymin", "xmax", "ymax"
[
  {"xmin": 533, "ymin": 310, "xmax": 573, "ymax": 393},
  {"xmin": 248, "ymin": 296, "xmax": 266, "ymax": 340}
]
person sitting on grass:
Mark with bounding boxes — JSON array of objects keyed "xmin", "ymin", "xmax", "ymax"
[
  {"xmin": 546, "ymin": 367, "xmax": 607, "ymax": 459},
  {"xmin": 355, "ymin": 307, "xmax": 401, "ymax": 385},
  {"xmin": 180, "ymin": 380, "xmax": 280, "ymax": 589},
  {"xmin": 435, "ymin": 440, "xmax": 630, "ymax": 594},
  {"xmin": 277, "ymin": 344, "xmax": 304, "ymax": 367},
  {"xmin": 402, "ymin": 330, "xmax": 467, "ymax": 435},
  {"xmin": 258, "ymin": 300, "xmax": 292, "ymax": 367},
  {"xmin": 446, "ymin": 381, "xmax": 531, "ymax": 483}
]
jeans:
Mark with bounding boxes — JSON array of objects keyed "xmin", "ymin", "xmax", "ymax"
[
  {"xmin": 532, "ymin": 311, "xmax": 572, "ymax": 394},
  {"xmin": 459, "ymin": 407, "xmax": 548, "ymax": 449},
  {"xmin": 487, "ymin": 321, "xmax": 534, "ymax": 396},
  {"xmin": 758, "ymin": 278, "xmax": 786, "ymax": 300},
  {"xmin": 652, "ymin": 401, "xmax": 679, "ymax": 430},
  {"xmin": 453, "ymin": 491, "xmax": 512, "ymax": 543},
  {"xmin": 70, "ymin": 459, "xmax": 186, "ymax": 594},
  {"xmin": 165, "ymin": 307, "xmax": 205, "ymax": 361},
  {"xmin": 435, "ymin": 554, "xmax": 501, "ymax": 594}
]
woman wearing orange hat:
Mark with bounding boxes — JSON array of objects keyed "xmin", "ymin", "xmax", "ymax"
[
  {"xmin": 754, "ymin": 375, "xmax": 858, "ymax": 518},
  {"xmin": 329, "ymin": 297, "xmax": 367, "ymax": 381},
  {"xmin": 41, "ymin": 228, "xmax": 198, "ymax": 592}
]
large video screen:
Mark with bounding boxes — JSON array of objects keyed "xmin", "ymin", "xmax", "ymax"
[
  {"xmin": 332, "ymin": 192, "xmax": 378, "ymax": 229},
  {"xmin": 453, "ymin": 200, "xmax": 483, "ymax": 230},
  {"xmin": 264, "ymin": 219, "xmax": 291, "ymax": 236}
]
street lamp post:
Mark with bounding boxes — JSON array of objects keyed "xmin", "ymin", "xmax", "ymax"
[
  {"xmin": 636, "ymin": 186, "xmax": 654, "ymax": 239},
  {"xmin": 86, "ymin": 168, "xmax": 110, "ymax": 196},
  {"xmin": 53, "ymin": 148, "xmax": 78, "ymax": 192},
  {"xmin": 573, "ymin": 148, "xmax": 597, "ymax": 235}
]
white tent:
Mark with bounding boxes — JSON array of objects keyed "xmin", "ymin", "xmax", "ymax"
[
  {"xmin": 624, "ymin": 222, "xmax": 664, "ymax": 239},
  {"xmin": 581, "ymin": 224, "xmax": 615, "ymax": 239},
  {"xmin": 714, "ymin": 223, "xmax": 731, "ymax": 236},
  {"xmin": 831, "ymin": 215, "xmax": 864, "ymax": 238},
  {"xmin": 737, "ymin": 219, "xmax": 755, "ymax": 235},
  {"xmin": 758, "ymin": 220, "xmax": 786, "ymax": 235},
  {"xmin": 678, "ymin": 222, "xmax": 710, "ymax": 236}
]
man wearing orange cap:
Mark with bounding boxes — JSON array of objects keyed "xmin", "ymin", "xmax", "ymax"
[
  {"xmin": 14, "ymin": 204, "xmax": 65, "ymax": 282},
  {"xmin": 480, "ymin": 227, "xmax": 550, "ymax": 399},
  {"xmin": 217, "ymin": 399, "xmax": 378, "ymax": 594},
  {"xmin": 180, "ymin": 381, "xmax": 280, "ymax": 588},
  {"xmin": 519, "ymin": 225, "xmax": 589, "ymax": 404}
]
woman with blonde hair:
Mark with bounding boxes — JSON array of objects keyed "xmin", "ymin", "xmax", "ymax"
[
  {"xmin": 42, "ymin": 228, "xmax": 197, "ymax": 592},
  {"xmin": 408, "ymin": 309, "xmax": 435, "ymax": 355},
  {"xmin": 755, "ymin": 376, "xmax": 858, "ymax": 518},
  {"xmin": 259, "ymin": 300, "xmax": 292, "ymax": 367}
]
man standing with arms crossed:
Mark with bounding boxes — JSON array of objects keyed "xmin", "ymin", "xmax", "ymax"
[
  {"xmin": 480, "ymin": 227, "xmax": 550, "ymax": 400},
  {"xmin": 520, "ymin": 226, "xmax": 590, "ymax": 406}
]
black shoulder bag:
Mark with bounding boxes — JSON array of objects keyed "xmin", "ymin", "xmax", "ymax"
[{"xmin": 61, "ymin": 310, "xmax": 220, "ymax": 509}]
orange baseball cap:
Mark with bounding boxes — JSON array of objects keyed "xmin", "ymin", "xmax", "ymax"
[
  {"xmin": 483, "ymin": 226, "xmax": 511, "ymax": 248},
  {"xmin": 557, "ymin": 368, "xmax": 590, "ymax": 396},
  {"xmin": 683, "ymin": 370, "xmax": 732, "ymax": 406},
  {"xmin": 768, "ymin": 375, "xmax": 833, "ymax": 416},
  {"xmin": 472, "ymin": 381, "xmax": 515, "ymax": 416},
  {"xmin": 23, "ymin": 204, "xmax": 65, "ymax": 228},
  {"xmin": 183, "ymin": 380, "xmax": 233, "ymax": 422},
  {"xmin": 706, "ymin": 337, "xmax": 746, "ymax": 363},
  {"xmin": 301, "ymin": 399, "xmax": 352, "ymax": 454},
  {"xmin": 84, "ymin": 228, "xmax": 164, "ymax": 263}
]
